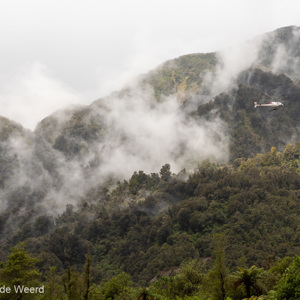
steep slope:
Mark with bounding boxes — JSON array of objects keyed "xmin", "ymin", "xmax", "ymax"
[
  {"xmin": 0, "ymin": 117, "xmax": 33, "ymax": 190},
  {"xmin": 257, "ymin": 26, "xmax": 300, "ymax": 80},
  {"xmin": 0, "ymin": 26, "xmax": 300, "ymax": 248},
  {"xmin": 0, "ymin": 26, "xmax": 300, "ymax": 292},
  {"xmin": 143, "ymin": 52, "xmax": 218, "ymax": 101},
  {"xmin": 142, "ymin": 26, "xmax": 300, "ymax": 101},
  {"xmin": 1, "ymin": 146, "xmax": 300, "ymax": 287},
  {"xmin": 0, "ymin": 116, "xmax": 29, "ymax": 141},
  {"xmin": 33, "ymin": 26, "xmax": 300, "ymax": 168},
  {"xmin": 196, "ymin": 67, "xmax": 300, "ymax": 160}
]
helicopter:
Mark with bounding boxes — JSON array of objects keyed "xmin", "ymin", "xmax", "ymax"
[
  {"xmin": 254, "ymin": 90, "xmax": 287, "ymax": 110},
  {"xmin": 254, "ymin": 101, "xmax": 284, "ymax": 110},
  {"xmin": 253, "ymin": 85, "xmax": 300, "ymax": 110}
]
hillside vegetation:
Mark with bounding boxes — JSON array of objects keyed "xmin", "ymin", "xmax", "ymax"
[{"xmin": 0, "ymin": 145, "xmax": 300, "ymax": 299}]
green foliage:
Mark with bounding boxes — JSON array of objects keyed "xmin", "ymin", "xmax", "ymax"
[
  {"xmin": 40, "ymin": 266, "xmax": 64, "ymax": 300},
  {"xmin": 83, "ymin": 252, "xmax": 92, "ymax": 300},
  {"xmin": 276, "ymin": 256, "xmax": 300, "ymax": 300},
  {"xmin": 1, "ymin": 27, "xmax": 300, "ymax": 300},
  {"xmin": 144, "ymin": 53, "xmax": 217, "ymax": 100},
  {"xmin": 8, "ymin": 146, "xmax": 296, "ymax": 288},
  {"xmin": 62, "ymin": 263, "xmax": 82, "ymax": 300},
  {"xmin": 0, "ymin": 146, "xmax": 299, "ymax": 298},
  {"xmin": 149, "ymin": 259, "xmax": 206, "ymax": 299},
  {"xmin": 0, "ymin": 244, "xmax": 42, "ymax": 299},
  {"xmin": 197, "ymin": 69, "xmax": 300, "ymax": 161},
  {"xmin": 168, "ymin": 260, "xmax": 205, "ymax": 297},
  {"xmin": 95, "ymin": 272, "xmax": 134, "ymax": 300},
  {"xmin": 208, "ymin": 234, "xmax": 228, "ymax": 300},
  {"xmin": 129, "ymin": 171, "xmax": 148, "ymax": 195},
  {"xmin": 160, "ymin": 163, "xmax": 172, "ymax": 182},
  {"xmin": 50, "ymin": 107, "xmax": 103, "ymax": 158},
  {"xmin": 231, "ymin": 265, "xmax": 266, "ymax": 299}
]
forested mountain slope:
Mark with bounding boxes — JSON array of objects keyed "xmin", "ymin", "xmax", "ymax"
[
  {"xmin": 197, "ymin": 67, "xmax": 300, "ymax": 160},
  {"xmin": 0, "ymin": 26, "xmax": 299, "ymax": 299},
  {"xmin": 0, "ymin": 146, "xmax": 299, "ymax": 299}
]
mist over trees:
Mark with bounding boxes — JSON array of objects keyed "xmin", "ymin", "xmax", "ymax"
[
  {"xmin": 0, "ymin": 145, "xmax": 300, "ymax": 299},
  {"xmin": 0, "ymin": 26, "xmax": 300, "ymax": 298}
]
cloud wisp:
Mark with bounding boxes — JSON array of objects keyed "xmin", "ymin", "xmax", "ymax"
[
  {"xmin": 0, "ymin": 62, "xmax": 82, "ymax": 130},
  {"xmin": 2, "ymin": 25, "xmax": 300, "ymax": 220},
  {"xmin": 91, "ymin": 84, "xmax": 229, "ymax": 181}
]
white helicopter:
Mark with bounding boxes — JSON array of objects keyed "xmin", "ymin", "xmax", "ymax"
[{"xmin": 254, "ymin": 101, "xmax": 284, "ymax": 110}]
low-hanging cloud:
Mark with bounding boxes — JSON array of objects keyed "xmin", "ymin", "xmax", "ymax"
[
  {"xmin": 269, "ymin": 26, "xmax": 300, "ymax": 79},
  {"xmin": 202, "ymin": 26, "xmax": 300, "ymax": 106},
  {"xmin": 206, "ymin": 36, "xmax": 264, "ymax": 98},
  {"xmin": 0, "ymin": 80, "xmax": 230, "ymax": 223},
  {"xmin": 0, "ymin": 62, "xmax": 83, "ymax": 130},
  {"xmin": 91, "ymin": 83, "xmax": 229, "ymax": 180},
  {"xmin": 4, "ymin": 26, "xmax": 300, "ymax": 221}
]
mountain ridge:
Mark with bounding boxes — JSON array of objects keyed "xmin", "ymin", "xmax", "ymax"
[{"xmin": 0, "ymin": 25, "xmax": 299, "ymax": 224}]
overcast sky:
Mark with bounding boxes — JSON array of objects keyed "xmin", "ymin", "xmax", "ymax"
[{"xmin": 0, "ymin": 0, "xmax": 300, "ymax": 129}]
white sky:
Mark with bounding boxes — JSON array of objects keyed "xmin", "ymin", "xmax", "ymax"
[{"xmin": 0, "ymin": 0, "xmax": 300, "ymax": 129}]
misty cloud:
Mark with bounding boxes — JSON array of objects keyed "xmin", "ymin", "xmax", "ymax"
[
  {"xmin": 1, "ymin": 25, "xmax": 300, "ymax": 227},
  {"xmin": 90, "ymin": 83, "xmax": 229, "ymax": 180},
  {"xmin": 0, "ymin": 75, "xmax": 230, "ymax": 219},
  {"xmin": 269, "ymin": 26, "xmax": 300, "ymax": 79},
  {"xmin": 202, "ymin": 26, "xmax": 300, "ymax": 104},
  {"xmin": 0, "ymin": 62, "xmax": 82, "ymax": 130},
  {"xmin": 206, "ymin": 36, "xmax": 264, "ymax": 98}
]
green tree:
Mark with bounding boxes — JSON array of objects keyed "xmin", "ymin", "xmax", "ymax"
[
  {"xmin": 40, "ymin": 266, "xmax": 64, "ymax": 300},
  {"xmin": 136, "ymin": 288, "xmax": 155, "ymax": 300},
  {"xmin": 0, "ymin": 244, "xmax": 42, "ymax": 299},
  {"xmin": 62, "ymin": 252, "xmax": 82, "ymax": 300},
  {"xmin": 83, "ymin": 252, "xmax": 92, "ymax": 300},
  {"xmin": 129, "ymin": 171, "xmax": 148, "ymax": 195},
  {"xmin": 276, "ymin": 256, "xmax": 300, "ymax": 300},
  {"xmin": 208, "ymin": 234, "xmax": 228, "ymax": 300},
  {"xmin": 283, "ymin": 144, "xmax": 294, "ymax": 161},
  {"xmin": 232, "ymin": 266, "xmax": 266, "ymax": 299},
  {"xmin": 97, "ymin": 272, "xmax": 133, "ymax": 299},
  {"xmin": 160, "ymin": 164, "xmax": 171, "ymax": 181},
  {"xmin": 168, "ymin": 260, "xmax": 205, "ymax": 297}
]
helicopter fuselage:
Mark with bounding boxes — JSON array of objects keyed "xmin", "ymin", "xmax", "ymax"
[{"xmin": 254, "ymin": 102, "xmax": 284, "ymax": 110}]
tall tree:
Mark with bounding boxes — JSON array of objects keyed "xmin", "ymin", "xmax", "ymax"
[
  {"xmin": 160, "ymin": 164, "xmax": 171, "ymax": 181},
  {"xmin": 0, "ymin": 244, "xmax": 42, "ymax": 299},
  {"xmin": 276, "ymin": 256, "xmax": 300, "ymax": 300},
  {"xmin": 41, "ymin": 266, "xmax": 64, "ymax": 300},
  {"xmin": 62, "ymin": 251, "xmax": 82, "ymax": 300},
  {"xmin": 232, "ymin": 265, "xmax": 266, "ymax": 299},
  {"xmin": 209, "ymin": 234, "xmax": 228, "ymax": 300},
  {"xmin": 83, "ymin": 252, "xmax": 91, "ymax": 300}
]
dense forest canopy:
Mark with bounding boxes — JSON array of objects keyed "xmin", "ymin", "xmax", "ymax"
[{"xmin": 0, "ymin": 145, "xmax": 300, "ymax": 299}]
